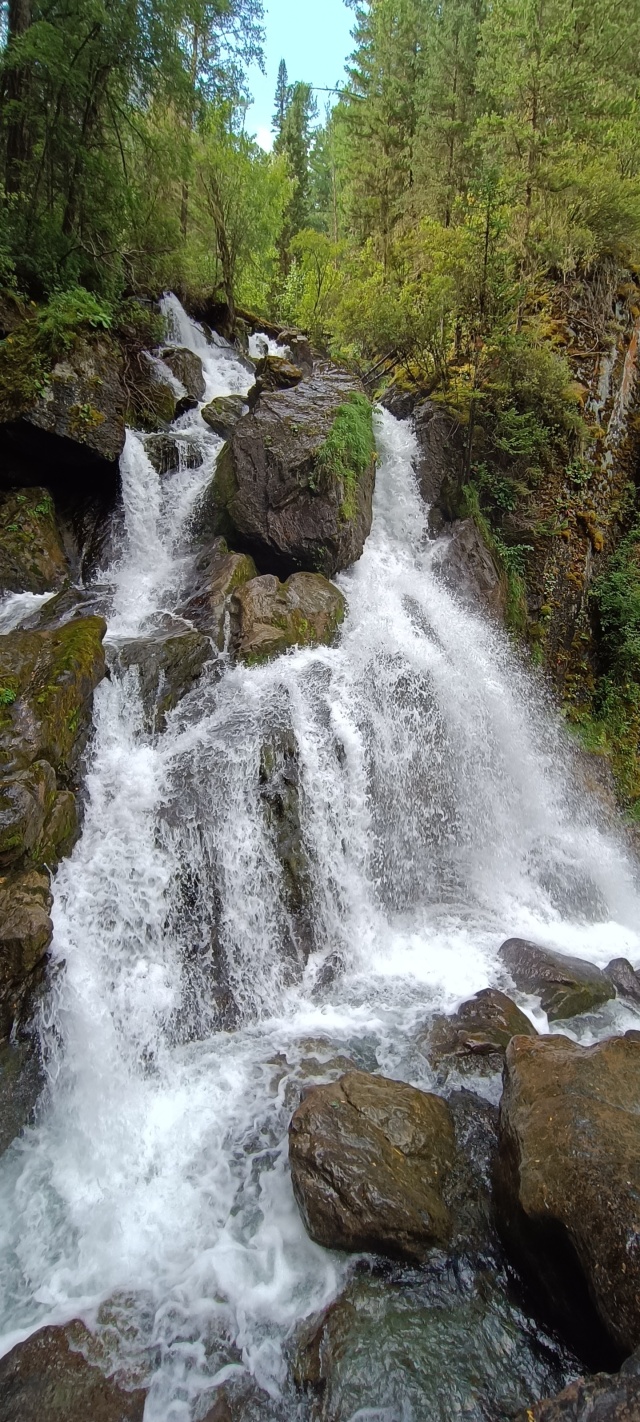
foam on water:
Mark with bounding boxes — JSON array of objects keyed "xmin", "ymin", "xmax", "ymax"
[
  {"xmin": 0, "ymin": 590, "xmax": 55, "ymax": 633},
  {"xmin": 0, "ymin": 299, "xmax": 639, "ymax": 1420}
]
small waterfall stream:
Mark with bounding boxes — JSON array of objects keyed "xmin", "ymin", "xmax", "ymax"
[{"xmin": 0, "ymin": 299, "xmax": 639, "ymax": 1420}]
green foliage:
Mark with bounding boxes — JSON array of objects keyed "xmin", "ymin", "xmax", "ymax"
[
  {"xmin": 316, "ymin": 393, "xmax": 375, "ymax": 522},
  {"xmin": 592, "ymin": 527, "xmax": 640, "ymax": 680}
]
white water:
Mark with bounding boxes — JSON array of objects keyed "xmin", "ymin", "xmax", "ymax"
[
  {"xmin": 1, "ymin": 299, "xmax": 639, "ymax": 1419},
  {"xmin": 0, "ymin": 590, "xmax": 55, "ymax": 633}
]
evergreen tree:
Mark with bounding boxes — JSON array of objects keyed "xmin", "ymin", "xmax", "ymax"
[{"xmin": 272, "ymin": 57, "xmax": 289, "ymax": 137}]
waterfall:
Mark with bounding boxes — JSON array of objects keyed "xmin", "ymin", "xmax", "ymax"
[{"xmin": 0, "ymin": 299, "xmax": 638, "ymax": 1420}]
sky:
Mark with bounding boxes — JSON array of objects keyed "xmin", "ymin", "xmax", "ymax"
[{"xmin": 244, "ymin": 0, "xmax": 355, "ymax": 150}]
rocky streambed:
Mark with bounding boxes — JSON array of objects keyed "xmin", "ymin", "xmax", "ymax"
[{"xmin": 0, "ymin": 297, "xmax": 639, "ymax": 1422}]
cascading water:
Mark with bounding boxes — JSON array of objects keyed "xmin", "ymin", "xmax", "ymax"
[{"xmin": 0, "ymin": 298, "xmax": 639, "ymax": 1421}]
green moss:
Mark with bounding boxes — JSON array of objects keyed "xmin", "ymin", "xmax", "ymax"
[{"xmin": 315, "ymin": 392, "xmax": 375, "ymax": 522}]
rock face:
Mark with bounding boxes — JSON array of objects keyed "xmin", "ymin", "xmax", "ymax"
[
  {"xmin": 201, "ymin": 394, "xmax": 247, "ymax": 440},
  {"xmin": 515, "ymin": 1351, "xmax": 640, "ymax": 1422},
  {"xmin": 435, "ymin": 519, "xmax": 506, "ymax": 617},
  {"xmin": 197, "ymin": 369, "xmax": 375, "ymax": 577},
  {"xmin": 158, "ymin": 345, "xmax": 205, "ymax": 401},
  {"xmin": 0, "ymin": 489, "xmax": 69, "ymax": 594},
  {"xmin": 499, "ymin": 938, "xmax": 615, "ymax": 1020},
  {"xmin": 233, "ymin": 572, "xmax": 345, "ymax": 663},
  {"xmin": 0, "ymin": 617, "xmax": 106, "ymax": 1039},
  {"xmin": 423, "ymin": 988, "xmax": 537, "ymax": 1074},
  {"xmin": 289, "ymin": 1070, "xmax": 457, "ymax": 1262},
  {"xmin": 115, "ymin": 628, "xmax": 212, "ymax": 731},
  {"xmin": 0, "ymin": 1038, "xmax": 44, "ymax": 1155},
  {"xmin": 3, "ymin": 338, "xmax": 126, "ymax": 482},
  {"xmin": 0, "ymin": 1323, "xmax": 146, "ymax": 1422},
  {"xmin": 495, "ymin": 1034, "xmax": 640, "ymax": 1363},
  {"xmin": 606, "ymin": 957, "xmax": 640, "ymax": 1004}
]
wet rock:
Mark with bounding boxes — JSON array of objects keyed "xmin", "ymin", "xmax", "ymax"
[
  {"xmin": 515, "ymin": 1351, "xmax": 640, "ymax": 1421},
  {"xmin": 0, "ymin": 759, "xmax": 66, "ymax": 868},
  {"xmin": 0, "ymin": 488, "xmax": 69, "ymax": 595},
  {"xmin": 2, "ymin": 338, "xmax": 127, "ymax": 483},
  {"xmin": 259, "ymin": 729, "xmax": 311, "ymax": 962},
  {"xmin": 143, "ymin": 432, "xmax": 204, "ymax": 475},
  {"xmin": 435, "ymin": 518, "xmax": 506, "ymax": 618},
  {"xmin": 180, "ymin": 537, "xmax": 257, "ymax": 647},
  {"xmin": 289, "ymin": 1070, "xmax": 457, "ymax": 1262},
  {"xmin": 499, "ymin": 938, "xmax": 614, "ymax": 1020},
  {"xmin": 251, "ymin": 354, "xmax": 304, "ymax": 394},
  {"xmin": 0, "ymin": 1037, "xmax": 44, "ymax": 1155},
  {"xmin": 414, "ymin": 399, "xmax": 463, "ymax": 506},
  {"xmin": 158, "ymin": 345, "xmax": 205, "ymax": 402},
  {"xmin": 0, "ymin": 616, "xmax": 106, "ymax": 780},
  {"xmin": 422, "ymin": 988, "xmax": 537, "ymax": 1075},
  {"xmin": 234, "ymin": 572, "xmax": 345, "ymax": 664},
  {"xmin": 201, "ymin": 394, "xmax": 247, "ymax": 440},
  {"xmin": 495, "ymin": 1033, "xmax": 640, "ymax": 1363},
  {"xmin": 277, "ymin": 329, "xmax": 313, "ymax": 374},
  {"xmin": 115, "ymin": 628, "xmax": 212, "ymax": 731},
  {"xmin": 0, "ymin": 867, "xmax": 53, "ymax": 1038},
  {"xmin": 196, "ymin": 367, "xmax": 375, "ymax": 577},
  {"xmin": 606, "ymin": 957, "xmax": 640, "ymax": 1005},
  {"xmin": 0, "ymin": 1323, "xmax": 146, "ymax": 1422}
]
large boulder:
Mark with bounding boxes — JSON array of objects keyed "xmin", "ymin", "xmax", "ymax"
[
  {"xmin": 499, "ymin": 938, "xmax": 615, "ymax": 1020},
  {"xmin": 0, "ymin": 617, "xmax": 106, "ymax": 780},
  {"xmin": 606, "ymin": 957, "xmax": 640, "ymax": 1005},
  {"xmin": 289, "ymin": 1070, "xmax": 457, "ymax": 1262},
  {"xmin": 0, "ymin": 1323, "xmax": 146, "ymax": 1422},
  {"xmin": 158, "ymin": 345, "xmax": 205, "ymax": 402},
  {"xmin": 250, "ymin": 354, "xmax": 304, "ymax": 395},
  {"xmin": 0, "ymin": 489, "xmax": 69, "ymax": 594},
  {"xmin": 515, "ymin": 1351, "xmax": 640, "ymax": 1422},
  {"xmin": 234, "ymin": 572, "xmax": 345, "ymax": 664},
  {"xmin": 196, "ymin": 370, "xmax": 375, "ymax": 577},
  {"xmin": 422, "ymin": 988, "xmax": 537, "ymax": 1076},
  {"xmin": 495, "ymin": 1034, "xmax": 640, "ymax": 1363},
  {"xmin": 115, "ymin": 628, "xmax": 212, "ymax": 731}
]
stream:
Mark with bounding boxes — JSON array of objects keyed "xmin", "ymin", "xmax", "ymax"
[{"xmin": 0, "ymin": 299, "xmax": 639, "ymax": 1421}]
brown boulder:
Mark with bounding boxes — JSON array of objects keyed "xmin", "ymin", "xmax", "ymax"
[
  {"xmin": 423, "ymin": 988, "xmax": 537, "ymax": 1074},
  {"xmin": 0, "ymin": 1323, "xmax": 146, "ymax": 1422},
  {"xmin": 515, "ymin": 1351, "xmax": 640, "ymax": 1422},
  {"xmin": 234, "ymin": 572, "xmax": 345, "ymax": 663},
  {"xmin": 289, "ymin": 1070, "xmax": 456, "ymax": 1262},
  {"xmin": 499, "ymin": 938, "xmax": 615, "ymax": 1020},
  {"xmin": 495, "ymin": 1034, "xmax": 640, "ymax": 1362},
  {"xmin": 196, "ymin": 369, "xmax": 375, "ymax": 577},
  {"xmin": 252, "ymin": 354, "xmax": 304, "ymax": 393},
  {"xmin": 0, "ymin": 488, "xmax": 69, "ymax": 595}
]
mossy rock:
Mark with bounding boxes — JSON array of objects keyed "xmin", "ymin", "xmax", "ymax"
[
  {"xmin": 180, "ymin": 537, "xmax": 258, "ymax": 646},
  {"xmin": 0, "ymin": 760, "xmax": 56, "ymax": 868},
  {"xmin": 115, "ymin": 628, "xmax": 212, "ymax": 731},
  {"xmin": 0, "ymin": 615, "xmax": 107, "ymax": 781},
  {"xmin": 234, "ymin": 572, "xmax": 346, "ymax": 664},
  {"xmin": 201, "ymin": 394, "xmax": 247, "ymax": 440},
  {"xmin": 0, "ymin": 867, "xmax": 52, "ymax": 1039},
  {"xmin": 0, "ymin": 488, "xmax": 69, "ymax": 595}
]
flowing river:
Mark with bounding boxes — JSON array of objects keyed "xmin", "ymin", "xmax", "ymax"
[{"xmin": 0, "ymin": 299, "xmax": 639, "ymax": 1421}]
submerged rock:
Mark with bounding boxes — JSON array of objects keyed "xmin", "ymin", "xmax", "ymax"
[
  {"xmin": 515, "ymin": 1350, "xmax": 640, "ymax": 1421},
  {"xmin": 234, "ymin": 572, "xmax": 345, "ymax": 663},
  {"xmin": 0, "ymin": 1323, "xmax": 146, "ymax": 1422},
  {"xmin": 201, "ymin": 394, "xmax": 247, "ymax": 440},
  {"xmin": 0, "ymin": 488, "xmax": 69, "ymax": 595},
  {"xmin": 422, "ymin": 988, "xmax": 537, "ymax": 1075},
  {"xmin": 499, "ymin": 937, "xmax": 614, "ymax": 1020},
  {"xmin": 289, "ymin": 1070, "xmax": 457, "ymax": 1262},
  {"xmin": 495, "ymin": 1033, "xmax": 640, "ymax": 1363},
  {"xmin": 158, "ymin": 345, "xmax": 205, "ymax": 402},
  {"xmin": 195, "ymin": 368, "xmax": 375, "ymax": 577},
  {"xmin": 115, "ymin": 628, "xmax": 212, "ymax": 731}
]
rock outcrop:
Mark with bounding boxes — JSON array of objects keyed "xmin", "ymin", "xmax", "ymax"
[
  {"xmin": 0, "ymin": 489, "xmax": 69, "ymax": 595},
  {"xmin": 201, "ymin": 394, "xmax": 247, "ymax": 440},
  {"xmin": 250, "ymin": 354, "xmax": 304, "ymax": 395},
  {"xmin": 434, "ymin": 519, "xmax": 506, "ymax": 618},
  {"xmin": 196, "ymin": 370, "xmax": 375, "ymax": 577},
  {"xmin": 158, "ymin": 345, "xmax": 205, "ymax": 402},
  {"xmin": 234, "ymin": 572, "xmax": 346, "ymax": 663},
  {"xmin": 422, "ymin": 988, "xmax": 537, "ymax": 1075},
  {"xmin": 499, "ymin": 937, "xmax": 614, "ymax": 1020},
  {"xmin": 0, "ymin": 1324, "xmax": 146, "ymax": 1422},
  {"xmin": 115, "ymin": 628, "xmax": 212, "ymax": 731},
  {"xmin": 179, "ymin": 537, "xmax": 257, "ymax": 647},
  {"xmin": 606, "ymin": 956, "xmax": 640, "ymax": 1004},
  {"xmin": 515, "ymin": 1350, "xmax": 640, "ymax": 1422},
  {"xmin": 289, "ymin": 1070, "xmax": 457, "ymax": 1262},
  {"xmin": 495, "ymin": 1033, "xmax": 640, "ymax": 1363},
  {"xmin": 0, "ymin": 617, "xmax": 106, "ymax": 1038}
]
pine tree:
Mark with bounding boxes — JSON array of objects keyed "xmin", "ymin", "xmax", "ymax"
[{"xmin": 272, "ymin": 57, "xmax": 289, "ymax": 138}]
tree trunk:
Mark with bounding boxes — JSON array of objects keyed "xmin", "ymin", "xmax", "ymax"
[{"xmin": 5, "ymin": 0, "xmax": 32, "ymax": 195}]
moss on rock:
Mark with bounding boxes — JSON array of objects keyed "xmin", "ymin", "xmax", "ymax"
[{"xmin": 0, "ymin": 488, "xmax": 69, "ymax": 594}]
